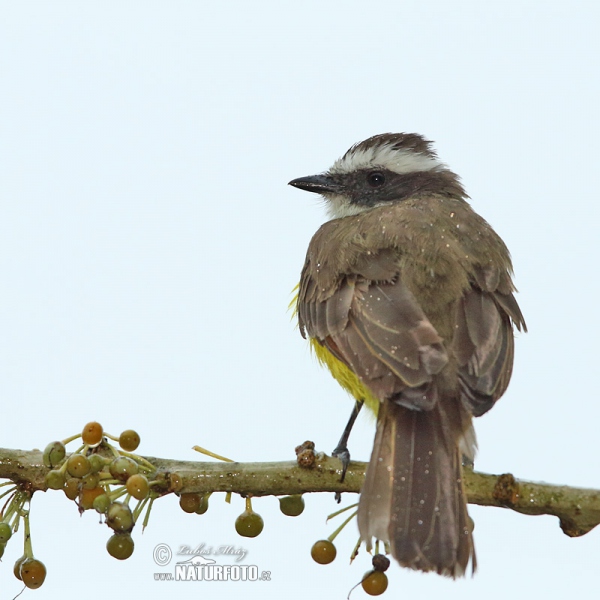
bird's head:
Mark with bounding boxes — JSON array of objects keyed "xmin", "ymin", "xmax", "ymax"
[{"xmin": 289, "ymin": 133, "xmax": 466, "ymax": 219}]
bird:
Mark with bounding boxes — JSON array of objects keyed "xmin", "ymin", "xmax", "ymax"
[{"xmin": 289, "ymin": 133, "xmax": 526, "ymax": 577}]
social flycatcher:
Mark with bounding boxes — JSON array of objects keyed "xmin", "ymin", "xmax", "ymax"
[{"xmin": 289, "ymin": 133, "xmax": 526, "ymax": 577}]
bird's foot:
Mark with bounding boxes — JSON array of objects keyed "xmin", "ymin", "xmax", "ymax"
[{"xmin": 332, "ymin": 444, "xmax": 351, "ymax": 483}]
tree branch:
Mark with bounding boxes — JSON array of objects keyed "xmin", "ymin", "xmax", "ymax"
[{"xmin": 1, "ymin": 446, "xmax": 598, "ymax": 537}]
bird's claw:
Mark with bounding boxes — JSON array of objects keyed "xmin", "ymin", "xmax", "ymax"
[{"xmin": 332, "ymin": 445, "xmax": 351, "ymax": 483}]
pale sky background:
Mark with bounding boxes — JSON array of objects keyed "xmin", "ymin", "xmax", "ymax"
[{"xmin": 1, "ymin": 2, "xmax": 599, "ymax": 598}]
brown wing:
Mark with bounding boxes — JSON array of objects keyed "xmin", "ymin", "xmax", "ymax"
[
  {"xmin": 453, "ymin": 266, "xmax": 527, "ymax": 417},
  {"xmin": 298, "ymin": 251, "xmax": 448, "ymax": 411}
]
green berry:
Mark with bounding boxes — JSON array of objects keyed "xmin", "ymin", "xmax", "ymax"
[
  {"xmin": 88, "ymin": 454, "xmax": 107, "ymax": 473},
  {"xmin": 81, "ymin": 473, "xmax": 100, "ymax": 490},
  {"xmin": 109, "ymin": 456, "xmax": 138, "ymax": 482},
  {"xmin": 279, "ymin": 495, "xmax": 305, "ymax": 517},
  {"xmin": 106, "ymin": 501, "xmax": 134, "ymax": 533},
  {"xmin": 0, "ymin": 522, "xmax": 12, "ymax": 543},
  {"xmin": 43, "ymin": 441, "xmax": 66, "ymax": 468},
  {"xmin": 106, "ymin": 533, "xmax": 134, "ymax": 560},
  {"xmin": 93, "ymin": 493, "xmax": 111, "ymax": 514},
  {"xmin": 45, "ymin": 469, "xmax": 66, "ymax": 490},
  {"xmin": 235, "ymin": 510, "xmax": 264, "ymax": 538}
]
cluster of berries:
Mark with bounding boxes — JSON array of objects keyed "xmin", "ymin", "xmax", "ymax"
[{"xmin": 43, "ymin": 422, "xmax": 152, "ymax": 563}]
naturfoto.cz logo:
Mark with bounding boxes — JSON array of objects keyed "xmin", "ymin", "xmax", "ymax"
[{"xmin": 152, "ymin": 544, "xmax": 271, "ymax": 582}]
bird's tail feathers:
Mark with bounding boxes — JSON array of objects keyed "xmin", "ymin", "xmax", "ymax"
[{"xmin": 357, "ymin": 398, "xmax": 476, "ymax": 578}]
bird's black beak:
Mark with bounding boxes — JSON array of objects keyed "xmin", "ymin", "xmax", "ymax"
[{"xmin": 288, "ymin": 174, "xmax": 341, "ymax": 195}]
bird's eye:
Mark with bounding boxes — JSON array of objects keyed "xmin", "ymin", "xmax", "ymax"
[{"xmin": 367, "ymin": 171, "xmax": 386, "ymax": 187}]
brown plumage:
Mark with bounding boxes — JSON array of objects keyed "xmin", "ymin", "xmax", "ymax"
[{"xmin": 291, "ymin": 133, "xmax": 526, "ymax": 577}]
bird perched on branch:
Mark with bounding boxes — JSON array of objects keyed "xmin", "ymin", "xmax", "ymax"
[{"xmin": 290, "ymin": 133, "xmax": 526, "ymax": 577}]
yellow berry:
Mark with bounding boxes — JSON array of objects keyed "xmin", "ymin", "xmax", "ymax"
[
  {"xmin": 67, "ymin": 454, "xmax": 91, "ymax": 478},
  {"xmin": 361, "ymin": 570, "xmax": 388, "ymax": 596},
  {"xmin": 79, "ymin": 486, "xmax": 107, "ymax": 511},
  {"xmin": 20, "ymin": 558, "xmax": 47, "ymax": 589},
  {"xmin": 82, "ymin": 421, "xmax": 104, "ymax": 446},
  {"xmin": 311, "ymin": 540, "xmax": 336, "ymax": 564},
  {"xmin": 13, "ymin": 555, "xmax": 27, "ymax": 580},
  {"xmin": 63, "ymin": 478, "xmax": 80, "ymax": 500}
]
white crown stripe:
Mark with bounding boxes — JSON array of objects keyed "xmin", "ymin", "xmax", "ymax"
[{"xmin": 330, "ymin": 145, "xmax": 442, "ymax": 176}]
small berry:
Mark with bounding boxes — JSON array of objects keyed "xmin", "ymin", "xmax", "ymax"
[
  {"xmin": 79, "ymin": 486, "xmax": 107, "ymax": 511},
  {"xmin": 63, "ymin": 478, "xmax": 80, "ymax": 500},
  {"xmin": 109, "ymin": 456, "xmax": 138, "ymax": 482},
  {"xmin": 311, "ymin": 540, "xmax": 336, "ymax": 564},
  {"xmin": 195, "ymin": 494, "xmax": 209, "ymax": 515},
  {"xmin": 93, "ymin": 493, "xmax": 111, "ymax": 514},
  {"xmin": 107, "ymin": 533, "xmax": 135, "ymax": 560},
  {"xmin": 67, "ymin": 454, "xmax": 91, "ymax": 478},
  {"xmin": 88, "ymin": 454, "xmax": 107, "ymax": 473},
  {"xmin": 179, "ymin": 493, "xmax": 202, "ymax": 514},
  {"xmin": 82, "ymin": 421, "xmax": 104, "ymax": 446},
  {"xmin": 235, "ymin": 510, "xmax": 264, "ymax": 538},
  {"xmin": 106, "ymin": 501, "xmax": 134, "ymax": 533},
  {"xmin": 126, "ymin": 474, "xmax": 149, "ymax": 500},
  {"xmin": 45, "ymin": 469, "xmax": 66, "ymax": 490},
  {"xmin": 279, "ymin": 495, "xmax": 305, "ymax": 517},
  {"xmin": 43, "ymin": 441, "xmax": 66, "ymax": 468},
  {"xmin": 13, "ymin": 555, "xmax": 27, "ymax": 580},
  {"xmin": 20, "ymin": 558, "xmax": 47, "ymax": 589},
  {"xmin": 0, "ymin": 522, "xmax": 13, "ymax": 543},
  {"xmin": 119, "ymin": 429, "xmax": 141, "ymax": 452},
  {"xmin": 361, "ymin": 570, "xmax": 388, "ymax": 596},
  {"xmin": 81, "ymin": 473, "xmax": 100, "ymax": 490}
]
